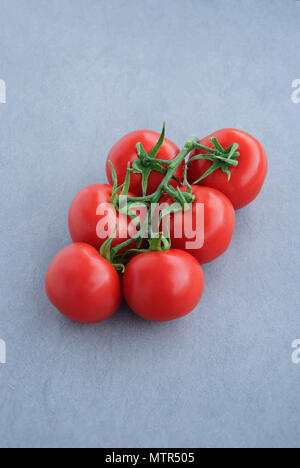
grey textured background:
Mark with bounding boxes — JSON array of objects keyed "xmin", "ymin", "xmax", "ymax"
[{"xmin": 0, "ymin": 0, "xmax": 300, "ymax": 448}]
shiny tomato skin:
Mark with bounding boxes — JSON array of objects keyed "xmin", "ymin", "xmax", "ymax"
[
  {"xmin": 45, "ymin": 243, "xmax": 122, "ymax": 323},
  {"xmin": 187, "ymin": 128, "xmax": 268, "ymax": 210},
  {"xmin": 68, "ymin": 184, "xmax": 135, "ymax": 251},
  {"xmin": 106, "ymin": 130, "xmax": 183, "ymax": 196},
  {"xmin": 123, "ymin": 250, "xmax": 205, "ymax": 322},
  {"xmin": 161, "ymin": 185, "xmax": 235, "ymax": 264}
]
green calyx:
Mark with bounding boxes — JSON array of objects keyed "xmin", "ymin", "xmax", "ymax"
[
  {"xmin": 131, "ymin": 123, "xmax": 181, "ymax": 196},
  {"xmin": 188, "ymin": 138, "xmax": 240, "ymax": 182}
]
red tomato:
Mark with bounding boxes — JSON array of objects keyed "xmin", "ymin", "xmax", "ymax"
[
  {"xmin": 160, "ymin": 186, "xmax": 235, "ymax": 264},
  {"xmin": 106, "ymin": 130, "xmax": 183, "ymax": 196},
  {"xmin": 187, "ymin": 129, "xmax": 268, "ymax": 210},
  {"xmin": 68, "ymin": 184, "xmax": 136, "ymax": 251},
  {"xmin": 45, "ymin": 243, "xmax": 122, "ymax": 323},
  {"xmin": 123, "ymin": 250, "xmax": 204, "ymax": 321}
]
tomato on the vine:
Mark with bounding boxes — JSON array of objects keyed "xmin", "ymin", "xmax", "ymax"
[
  {"xmin": 160, "ymin": 185, "xmax": 235, "ymax": 264},
  {"xmin": 187, "ymin": 128, "xmax": 267, "ymax": 210},
  {"xmin": 106, "ymin": 130, "xmax": 183, "ymax": 196},
  {"xmin": 45, "ymin": 243, "xmax": 122, "ymax": 323},
  {"xmin": 45, "ymin": 123, "xmax": 267, "ymax": 328},
  {"xmin": 68, "ymin": 184, "xmax": 136, "ymax": 251},
  {"xmin": 123, "ymin": 250, "xmax": 204, "ymax": 321}
]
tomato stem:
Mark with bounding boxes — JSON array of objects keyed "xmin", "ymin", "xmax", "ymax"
[{"xmin": 103, "ymin": 125, "xmax": 240, "ymax": 267}]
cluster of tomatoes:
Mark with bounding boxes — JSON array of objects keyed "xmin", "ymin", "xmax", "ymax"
[{"xmin": 45, "ymin": 127, "xmax": 267, "ymax": 323}]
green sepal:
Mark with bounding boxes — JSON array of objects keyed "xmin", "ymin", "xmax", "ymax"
[
  {"xmin": 142, "ymin": 169, "xmax": 151, "ymax": 196},
  {"xmin": 132, "ymin": 159, "xmax": 144, "ymax": 173},
  {"xmin": 148, "ymin": 122, "xmax": 165, "ymax": 159},
  {"xmin": 109, "ymin": 160, "xmax": 118, "ymax": 187},
  {"xmin": 121, "ymin": 163, "xmax": 131, "ymax": 197},
  {"xmin": 99, "ymin": 240, "xmax": 112, "ymax": 263},
  {"xmin": 225, "ymin": 143, "xmax": 239, "ymax": 158},
  {"xmin": 222, "ymin": 167, "xmax": 232, "ymax": 181},
  {"xmin": 134, "ymin": 124, "xmax": 167, "ymax": 195},
  {"xmin": 193, "ymin": 162, "xmax": 223, "ymax": 184},
  {"xmin": 136, "ymin": 142, "xmax": 149, "ymax": 161},
  {"xmin": 112, "ymin": 263, "xmax": 126, "ymax": 273},
  {"xmin": 99, "ymin": 227, "xmax": 126, "ymax": 272},
  {"xmin": 188, "ymin": 153, "xmax": 238, "ymax": 166},
  {"xmin": 109, "ymin": 160, "xmax": 126, "ymax": 209},
  {"xmin": 211, "ymin": 137, "xmax": 225, "ymax": 153}
]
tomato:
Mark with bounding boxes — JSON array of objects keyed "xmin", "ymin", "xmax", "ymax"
[
  {"xmin": 45, "ymin": 243, "xmax": 122, "ymax": 323},
  {"xmin": 160, "ymin": 185, "xmax": 235, "ymax": 264},
  {"xmin": 106, "ymin": 130, "xmax": 183, "ymax": 196},
  {"xmin": 123, "ymin": 250, "xmax": 204, "ymax": 321},
  {"xmin": 68, "ymin": 184, "xmax": 136, "ymax": 251},
  {"xmin": 187, "ymin": 129, "xmax": 268, "ymax": 210}
]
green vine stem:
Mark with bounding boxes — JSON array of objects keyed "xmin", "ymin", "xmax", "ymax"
[{"xmin": 102, "ymin": 125, "xmax": 240, "ymax": 267}]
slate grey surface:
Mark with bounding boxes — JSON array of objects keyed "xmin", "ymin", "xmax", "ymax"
[{"xmin": 0, "ymin": 0, "xmax": 300, "ymax": 448}]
